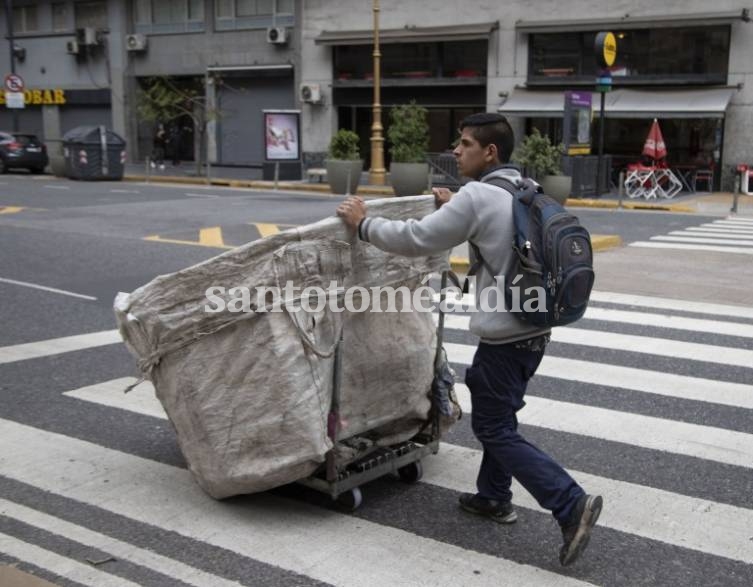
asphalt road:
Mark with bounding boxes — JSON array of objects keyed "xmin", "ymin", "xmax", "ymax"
[{"xmin": 1, "ymin": 173, "xmax": 752, "ymax": 587}]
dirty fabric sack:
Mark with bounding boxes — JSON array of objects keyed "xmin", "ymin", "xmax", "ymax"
[{"xmin": 114, "ymin": 196, "xmax": 451, "ymax": 498}]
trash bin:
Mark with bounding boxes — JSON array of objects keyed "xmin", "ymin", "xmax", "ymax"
[{"xmin": 62, "ymin": 125, "xmax": 126, "ymax": 180}]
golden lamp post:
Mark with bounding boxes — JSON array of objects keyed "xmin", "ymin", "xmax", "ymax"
[{"xmin": 369, "ymin": 0, "xmax": 386, "ymax": 185}]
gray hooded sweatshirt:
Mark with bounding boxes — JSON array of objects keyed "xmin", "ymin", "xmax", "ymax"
[{"xmin": 359, "ymin": 166, "xmax": 551, "ymax": 345}]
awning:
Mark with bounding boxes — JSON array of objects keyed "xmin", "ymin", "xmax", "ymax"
[
  {"xmin": 516, "ymin": 9, "xmax": 750, "ymax": 33},
  {"xmin": 498, "ymin": 88, "xmax": 736, "ymax": 119},
  {"xmin": 315, "ymin": 22, "xmax": 498, "ymax": 46}
]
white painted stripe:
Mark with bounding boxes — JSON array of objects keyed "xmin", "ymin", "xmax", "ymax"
[
  {"xmin": 444, "ymin": 343, "xmax": 753, "ymax": 410},
  {"xmin": 0, "ymin": 532, "xmax": 141, "ymax": 587},
  {"xmin": 712, "ymin": 219, "xmax": 753, "ymax": 227},
  {"xmin": 110, "ymin": 189, "xmax": 140, "ymax": 194},
  {"xmin": 61, "ymin": 379, "xmax": 753, "ymax": 565},
  {"xmin": 651, "ymin": 235, "xmax": 753, "ymax": 246},
  {"xmin": 0, "ymin": 330, "xmax": 121, "ymax": 365},
  {"xmin": 629, "ymin": 241, "xmax": 753, "ymax": 255},
  {"xmin": 0, "ymin": 498, "xmax": 247, "ymax": 587},
  {"xmin": 686, "ymin": 226, "xmax": 753, "ymax": 236},
  {"xmin": 452, "ymin": 382, "xmax": 753, "ymax": 469},
  {"xmin": 668, "ymin": 230, "xmax": 753, "ymax": 240},
  {"xmin": 0, "ymin": 276, "xmax": 97, "ymax": 301},
  {"xmin": 0, "ymin": 419, "xmax": 594, "ymax": 587},
  {"xmin": 43, "ymin": 185, "xmax": 70, "ymax": 190},
  {"xmin": 64, "ymin": 378, "xmax": 165, "ymax": 419},
  {"xmin": 424, "ymin": 442, "xmax": 753, "ymax": 564},
  {"xmin": 725, "ymin": 216, "xmax": 753, "ymax": 223},
  {"xmin": 437, "ymin": 291, "xmax": 753, "ymax": 320},
  {"xmin": 702, "ymin": 222, "xmax": 753, "ymax": 232},
  {"xmin": 438, "ymin": 306, "xmax": 753, "ymax": 339},
  {"xmin": 440, "ymin": 316, "xmax": 753, "ymax": 367},
  {"xmin": 185, "ymin": 193, "xmax": 220, "ymax": 198},
  {"xmin": 589, "ymin": 291, "xmax": 753, "ymax": 320}
]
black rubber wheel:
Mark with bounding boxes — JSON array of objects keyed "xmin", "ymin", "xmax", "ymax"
[
  {"xmin": 397, "ymin": 461, "xmax": 423, "ymax": 484},
  {"xmin": 336, "ymin": 487, "xmax": 363, "ymax": 511}
]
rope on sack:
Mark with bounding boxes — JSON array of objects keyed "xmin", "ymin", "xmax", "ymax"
[{"xmin": 283, "ymin": 304, "xmax": 343, "ymax": 359}]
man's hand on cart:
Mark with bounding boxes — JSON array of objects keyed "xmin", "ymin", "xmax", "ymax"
[
  {"xmin": 337, "ymin": 196, "xmax": 367, "ymax": 230},
  {"xmin": 432, "ymin": 187, "xmax": 454, "ymax": 208}
]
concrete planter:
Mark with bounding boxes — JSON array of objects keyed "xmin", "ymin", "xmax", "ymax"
[
  {"xmin": 390, "ymin": 162, "xmax": 429, "ymax": 197},
  {"xmin": 541, "ymin": 175, "xmax": 572, "ymax": 205},
  {"xmin": 326, "ymin": 159, "xmax": 363, "ymax": 195}
]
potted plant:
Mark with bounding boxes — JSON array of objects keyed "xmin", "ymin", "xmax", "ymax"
[
  {"xmin": 511, "ymin": 129, "xmax": 571, "ymax": 205},
  {"xmin": 387, "ymin": 102, "xmax": 430, "ymax": 197},
  {"xmin": 326, "ymin": 129, "xmax": 363, "ymax": 195}
]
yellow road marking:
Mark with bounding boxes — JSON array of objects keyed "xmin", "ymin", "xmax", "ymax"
[
  {"xmin": 0, "ymin": 206, "xmax": 24, "ymax": 215},
  {"xmin": 199, "ymin": 227, "xmax": 226, "ymax": 247},
  {"xmin": 252, "ymin": 223, "xmax": 281, "ymax": 238}
]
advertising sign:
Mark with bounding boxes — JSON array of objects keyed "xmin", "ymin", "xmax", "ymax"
[
  {"xmin": 563, "ymin": 91, "xmax": 592, "ymax": 156},
  {"xmin": 263, "ymin": 110, "xmax": 301, "ymax": 161}
]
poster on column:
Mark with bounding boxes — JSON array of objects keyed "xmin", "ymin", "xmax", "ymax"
[
  {"xmin": 563, "ymin": 91, "xmax": 592, "ymax": 156},
  {"xmin": 263, "ymin": 110, "xmax": 301, "ymax": 161}
]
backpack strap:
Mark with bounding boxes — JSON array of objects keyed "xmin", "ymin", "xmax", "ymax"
[{"xmin": 463, "ymin": 176, "xmax": 523, "ymax": 293}]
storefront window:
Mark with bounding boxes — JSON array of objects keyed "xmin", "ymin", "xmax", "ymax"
[
  {"xmin": 529, "ymin": 26, "xmax": 730, "ymax": 84},
  {"xmin": 334, "ymin": 40, "xmax": 487, "ymax": 81}
]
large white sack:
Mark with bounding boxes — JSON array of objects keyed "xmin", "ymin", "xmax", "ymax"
[{"xmin": 115, "ymin": 195, "xmax": 449, "ymax": 498}]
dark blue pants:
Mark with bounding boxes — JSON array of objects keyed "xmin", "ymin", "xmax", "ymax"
[{"xmin": 465, "ymin": 341, "xmax": 584, "ymax": 524}]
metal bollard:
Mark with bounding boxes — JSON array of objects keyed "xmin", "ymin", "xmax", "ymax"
[
  {"xmin": 731, "ymin": 175, "xmax": 740, "ymax": 215},
  {"xmin": 145, "ymin": 157, "xmax": 151, "ymax": 184},
  {"xmin": 274, "ymin": 161, "xmax": 280, "ymax": 191},
  {"xmin": 618, "ymin": 171, "xmax": 625, "ymax": 209},
  {"xmin": 345, "ymin": 166, "xmax": 352, "ymax": 196}
]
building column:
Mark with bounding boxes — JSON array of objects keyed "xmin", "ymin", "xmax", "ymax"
[{"xmin": 41, "ymin": 104, "xmax": 62, "ymax": 157}]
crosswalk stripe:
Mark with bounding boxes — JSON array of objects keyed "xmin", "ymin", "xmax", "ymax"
[
  {"xmin": 724, "ymin": 217, "xmax": 753, "ymax": 223},
  {"xmin": 440, "ymin": 318, "xmax": 753, "ymax": 367},
  {"xmin": 701, "ymin": 222, "xmax": 753, "ymax": 231},
  {"xmin": 0, "ymin": 498, "xmax": 247, "ymax": 587},
  {"xmin": 686, "ymin": 226, "xmax": 753, "ymax": 235},
  {"xmin": 588, "ymin": 291, "xmax": 753, "ymax": 319},
  {"xmin": 60, "ymin": 379, "xmax": 753, "ymax": 564},
  {"xmin": 450, "ymin": 382, "xmax": 753, "ymax": 469},
  {"xmin": 0, "ymin": 330, "xmax": 121, "ymax": 365},
  {"xmin": 0, "ymin": 419, "xmax": 594, "ymax": 587},
  {"xmin": 424, "ymin": 443, "xmax": 753, "ymax": 564},
  {"xmin": 0, "ymin": 276, "xmax": 98, "ymax": 301},
  {"xmin": 441, "ymin": 344, "xmax": 753, "ymax": 410},
  {"xmin": 439, "ymin": 306, "xmax": 753, "ymax": 339},
  {"xmin": 629, "ymin": 241, "xmax": 753, "ymax": 255},
  {"xmin": 0, "ymin": 531, "xmax": 142, "ymax": 587},
  {"xmin": 651, "ymin": 235, "xmax": 753, "ymax": 246},
  {"xmin": 669, "ymin": 229, "xmax": 753, "ymax": 239},
  {"xmin": 437, "ymin": 291, "xmax": 753, "ymax": 320}
]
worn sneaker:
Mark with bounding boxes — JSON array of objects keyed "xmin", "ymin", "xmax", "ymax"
[
  {"xmin": 559, "ymin": 494, "xmax": 603, "ymax": 566},
  {"xmin": 458, "ymin": 493, "xmax": 518, "ymax": 524}
]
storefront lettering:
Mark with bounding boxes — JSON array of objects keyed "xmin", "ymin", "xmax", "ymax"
[{"xmin": 0, "ymin": 89, "xmax": 66, "ymax": 106}]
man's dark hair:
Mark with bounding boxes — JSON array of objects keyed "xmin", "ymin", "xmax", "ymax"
[{"xmin": 459, "ymin": 113, "xmax": 514, "ymax": 163}]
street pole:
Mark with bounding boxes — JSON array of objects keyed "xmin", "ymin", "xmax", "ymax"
[
  {"xmin": 4, "ymin": 0, "xmax": 19, "ymax": 132},
  {"xmin": 368, "ymin": 0, "xmax": 385, "ymax": 185},
  {"xmin": 596, "ymin": 90, "xmax": 606, "ymax": 195}
]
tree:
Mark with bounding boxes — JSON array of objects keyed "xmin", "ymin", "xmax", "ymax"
[{"xmin": 137, "ymin": 76, "xmax": 220, "ymax": 177}]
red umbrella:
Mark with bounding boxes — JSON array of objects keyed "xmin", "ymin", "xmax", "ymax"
[{"xmin": 642, "ymin": 118, "xmax": 667, "ymax": 161}]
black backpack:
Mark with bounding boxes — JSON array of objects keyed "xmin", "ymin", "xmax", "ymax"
[{"xmin": 468, "ymin": 177, "xmax": 594, "ymax": 328}]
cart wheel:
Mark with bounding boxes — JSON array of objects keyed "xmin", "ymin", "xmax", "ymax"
[
  {"xmin": 397, "ymin": 461, "xmax": 423, "ymax": 484},
  {"xmin": 336, "ymin": 487, "xmax": 363, "ymax": 511}
]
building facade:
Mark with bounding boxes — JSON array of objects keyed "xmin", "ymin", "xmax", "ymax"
[{"xmin": 1, "ymin": 1, "xmax": 751, "ymax": 189}]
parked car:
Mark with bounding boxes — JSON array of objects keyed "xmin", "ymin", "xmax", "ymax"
[{"xmin": 0, "ymin": 132, "xmax": 48, "ymax": 174}]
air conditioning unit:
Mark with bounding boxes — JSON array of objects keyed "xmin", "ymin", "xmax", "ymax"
[
  {"xmin": 125, "ymin": 33, "xmax": 147, "ymax": 52},
  {"xmin": 66, "ymin": 40, "xmax": 80, "ymax": 55},
  {"xmin": 76, "ymin": 27, "xmax": 98, "ymax": 46},
  {"xmin": 266, "ymin": 26, "xmax": 287, "ymax": 45},
  {"xmin": 299, "ymin": 83, "xmax": 322, "ymax": 104}
]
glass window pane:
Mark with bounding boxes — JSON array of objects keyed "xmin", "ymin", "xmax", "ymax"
[
  {"xmin": 216, "ymin": 0, "xmax": 233, "ymax": 18},
  {"xmin": 170, "ymin": 0, "xmax": 187, "ymax": 22},
  {"xmin": 237, "ymin": 0, "xmax": 257, "ymax": 17},
  {"xmin": 134, "ymin": 0, "xmax": 150, "ymax": 24},
  {"xmin": 52, "ymin": 3, "xmax": 68, "ymax": 30},
  {"xmin": 75, "ymin": 1, "xmax": 108, "ymax": 29},
  {"xmin": 189, "ymin": 0, "xmax": 204, "ymax": 21},
  {"xmin": 152, "ymin": 1, "xmax": 171, "ymax": 24},
  {"xmin": 25, "ymin": 5, "xmax": 38, "ymax": 31},
  {"xmin": 256, "ymin": 0, "xmax": 274, "ymax": 15},
  {"xmin": 12, "ymin": 6, "xmax": 23, "ymax": 32},
  {"xmin": 276, "ymin": 0, "xmax": 294, "ymax": 14}
]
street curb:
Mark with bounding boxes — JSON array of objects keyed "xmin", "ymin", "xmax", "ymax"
[
  {"xmin": 448, "ymin": 233, "xmax": 623, "ymax": 273},
  {"xmin": 123, "ymin": 174, "xmax": 396, "ymax": 196},
  {"xmin": 565, "ymin": 198, "xmax": 696, "ymax": 213}
]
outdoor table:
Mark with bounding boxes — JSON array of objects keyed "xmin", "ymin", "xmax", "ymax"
[{"xmin": 624, "ymin": 164, "xmax": 683, "ymax": 199}]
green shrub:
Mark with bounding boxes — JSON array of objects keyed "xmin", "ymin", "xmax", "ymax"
[
  {"xmin": 511, "ymin": 129, "xmax": 564, "ymax": 179},
  {"xmin": 328, "ymin": 129, "xmax": 361, "ymax": 160},
  {"xmin": 388, "ymin": 102, "xmax": 429, "ymax": 163}
]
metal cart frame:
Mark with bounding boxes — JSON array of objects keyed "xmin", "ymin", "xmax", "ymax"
[{"xmin": 298, "ymin": 272, "xmax": 450, "ymax": 509}]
